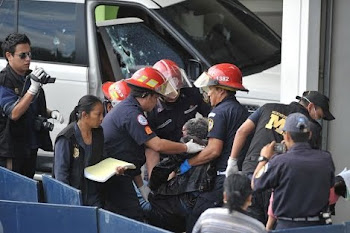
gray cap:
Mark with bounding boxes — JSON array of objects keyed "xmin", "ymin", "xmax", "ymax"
[{"xmin": 282, "ymin": 113, "xmax": 310, "ymax": 133}]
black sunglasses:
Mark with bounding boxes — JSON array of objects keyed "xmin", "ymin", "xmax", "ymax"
[{"xmin": 15, "ymin": 52, "xmax": 32, "ymax": 59}]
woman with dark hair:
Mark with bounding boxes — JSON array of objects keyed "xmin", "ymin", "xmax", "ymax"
[
  {"xmin": 192, "ymin": 173, "xmax": 266, "ymax": 233},
  {"xmin": 54, "ymin": 95, "xmax": 105, "ymax": 207}
]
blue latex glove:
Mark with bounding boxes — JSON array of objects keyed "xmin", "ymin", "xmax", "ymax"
[{"xmin": 179, "ymin": 159, "xmax": 192, "ymax": 174}]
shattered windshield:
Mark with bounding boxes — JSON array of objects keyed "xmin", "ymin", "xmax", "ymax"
[
  {"xmin": 156, "ymin": 0, "xmax": 281, "ymax": 75},
  {"xmin": 104, "ymin": 23, "xmax": 184, "ymax": 79}
]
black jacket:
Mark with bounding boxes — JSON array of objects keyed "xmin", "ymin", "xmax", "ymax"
[
  {"xmin": 54, "ymin": 122, "xmax": 104, "ymax": 207},
  {"xmin": 149, "ymin": 136, "xmax": 215, "ymax": 195},
  {"xmin": 0, "ymin": 64, "xmax": 52, "ymax": 158}
]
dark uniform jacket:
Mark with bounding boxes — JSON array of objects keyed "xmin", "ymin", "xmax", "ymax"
[
  {"xmin": 102, "ymin": 95, "xmax": 156, "ymax": 177},
  {"xmin": 254, "ymin": 143, "xmax": 335, "ymax": 218},
  {"xmin": 208, "ymin": 95, "xmax": 249, "ymax": 172},
  {"xmin": 0, "ymin": 64, "xmax": 52, "ymax": 158},
  {"xmin": 53, "ymin": 122, "xmax": 104, "ymax": 207},
  {"xmin": 147, "ymin": 87, "xmax": 211, "ymax": 142},
  {"xmin": 242, "ymin": 102, "xmax": 322, "ymax": 175}
]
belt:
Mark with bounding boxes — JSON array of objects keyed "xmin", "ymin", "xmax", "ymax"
[
  {"xmin": 216, "ymin": 171, "xmax": 226, "ymax": 176},
  {"xmin": 278, "ymin": 216, "xmax": 320, "ymax": 222}
]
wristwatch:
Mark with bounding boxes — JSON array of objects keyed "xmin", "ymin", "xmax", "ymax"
[{"xmin": 258, "ymin": 156, "xmax": 269, "ymax": 163}]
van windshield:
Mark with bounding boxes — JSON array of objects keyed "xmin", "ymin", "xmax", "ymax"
[{"xmin": 157, "ymin": 0, "xmax": 281, "ymax": 75}]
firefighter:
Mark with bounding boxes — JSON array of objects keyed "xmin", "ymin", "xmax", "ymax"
[
  {"xmin": 101, "ymin": 67, "xmax": 204, "ymax": 221},
  {"xmin": 183, "ymin": 63, "xmax": 250, "ymax": 232},
  {"xmin": 146, "ymin": 59, "xmax": 211, "ymax": 178},
  {"xmin": 101, "ymin": 80, "xmax": 131, "ymax": 114}
]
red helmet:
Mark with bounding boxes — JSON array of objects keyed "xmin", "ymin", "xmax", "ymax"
[
  {"xmin": 194, "ymin": 63, "xmax": 248, "ymax": 92},
  {"xmin": 102, "ymin": 80, "xmax": 131, "ymax": 106},
  {"xmin": 102, "ymin": 81, "xmax": 114, "ymax": 100},
  {"xmin": 153, "ymin": 59, "xmax": 192, "ymax": 90},
  {"xmin": 125, "ymin": 67, "xmax": 178, "ymax": 99}
]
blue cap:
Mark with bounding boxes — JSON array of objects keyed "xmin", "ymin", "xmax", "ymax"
[{"xmin": 282, "ymin": 113, "xmax": 310, "ymax": 133}]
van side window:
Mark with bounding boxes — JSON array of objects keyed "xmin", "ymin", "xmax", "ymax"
[
  {"xmin": 17, "ymin": 1, "xmax": 87, "ymax": 65},
  {"xmin": 96, "ymin": 5, "xmax": 191, "ymax": 79},
  {"xmin": 0, "ymin": 0, "xmax": 15, "ymax": 57}
]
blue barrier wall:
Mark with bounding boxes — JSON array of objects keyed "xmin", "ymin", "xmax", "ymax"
[
  {"xmin": 98, "ymin": 209, "xmax": 171, "ymax": 233},
  {"xmin": 273, "ymin": 223, "xmax": 346, "ymax": 233},
  {"xmin": 0, "ymin": 199, "xmax": 349, "ymax": 233},
  {"xmin": 0, "ymin": 200, "xmax": 98, "ymax": 233},
  {"xmin": 1, "ymin": 168, "xmax": 349, "ymax": 233},
  {"xmin": 0, "ymin": 167, "xmax": 39, "ymax": 202},
  {"xmin": 42, "ymin": 174, "xmax": 82, "ymax": 205}
]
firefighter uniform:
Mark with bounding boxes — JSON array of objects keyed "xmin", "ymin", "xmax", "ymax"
[
  {"xmin": 147, "ymin": 87, "xmax": 211, "ymax": 142},
  {"xmin": 102, "ymin": 95, "xmax": 157, "ymax": 221},
  {"xmin": 188, "ymin": 95, "xmax": 249, "ymax": 231}
]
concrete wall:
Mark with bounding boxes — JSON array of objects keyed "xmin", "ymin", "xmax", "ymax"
[{"xmin": 328, "ymin": 0, "xmax": 350, "ymax": 224}]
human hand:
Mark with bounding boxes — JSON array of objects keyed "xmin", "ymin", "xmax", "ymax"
[
  {"xmin": 138, "ymin": 184, "xmax": 151, "ymax": 202},
  {"xmin": 260, "ymin": 141, "xmax": 276, "ymax": 160},
  {"xmin": 225, "ymin": 157, "xmax": 238, "ymax": 177},
  {"xmin": 115, "ymin": 166, "xmax": 126, "ymax": 175},
  {"xmin": 179, "ymin": 159, "xmax": 192, "ymax": 175},
  {"xmin": 27, "ymin": 67, "xmax": 46, "ymax": 95},
  {"xmin": 185, "ymin": 139, "xmax": 205, "ymax": 154},
  {"xmin": 51, "ymin": 110, "xmax": 64, "ymax": 124}
]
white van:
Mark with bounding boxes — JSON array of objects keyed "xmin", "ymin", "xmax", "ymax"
[{"xmin": 0, "ymin": 0, "xmax": 281, "ymax": 172}]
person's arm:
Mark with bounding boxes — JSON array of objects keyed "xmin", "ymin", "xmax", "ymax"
[
  {"xmin": 54, "ymin": 137, "xmax": 72, "ymax": 184},
  {"xmin": 47, "ymin": 108, "xmax": 64, "ymax": 123},
  {"xmin": 11, "ymin": 67, "xmax": 47, "ymax": 120},
  {"xmin": 266, "ymin": 215, "xmax": 276, "ymax": 231},
  {"xmin": 251, "ymin": 141, "xmax": 275, "ymax": 188},
  {"xmin": 145, "ymin": 148, "xmax": 160, "ymax": 179},
  {"xmin": 134, "ymin": 174, "xmax": 150, "ymax": 201},
  {"xmin": 187, "ymin": 138, "xmax": 223, "ymax": 166},
  {"xmin": 10, "ymin": 92, "xmax": 35, "ymax": 120},
  {"xmin": 145, "ymin": 136, "xmax": 187, "ymax": 154},
  {"xmin": 225, "ymin": 108, "xmax": 260, "ymax": 176},
  {"xmin": 252, "ymin": 142, "xmax": 276, "ymax": 190},
  {"xmin": 266, "ymin": 192, "xmax": 276, "ymax": 231},
  {"xmin": 230, "ymin": 119, "xmax": 256, "ymax": 159}
]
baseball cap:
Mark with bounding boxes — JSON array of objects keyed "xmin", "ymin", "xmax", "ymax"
[
  {"xmin": 296, "ymin": 91, "xmax": 335, "ymax": 121},
  {"xmin": 282, "ymin": 113, "xmax": 310, "ymax": 133}
]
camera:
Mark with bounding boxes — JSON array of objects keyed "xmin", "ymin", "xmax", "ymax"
[
  {"xmin": 34, "ymin": 116, "xmax": 54, "ymax": 131},
  {"xmin": 274, "ymin": 143, "xmax": 287, "ymax": 154},
  {"xmin": 40, "ymin": 74, "xmax": 56, "ymax": 84},
  {"xmin": 29, "ymin": 69, "xmax": 56, "ymax": 84}
]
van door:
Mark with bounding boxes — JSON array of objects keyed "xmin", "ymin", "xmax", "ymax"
[
  {"xmin": 0, "ymin": 0, "xmax": 88, "ymax": 141},
  {"xmin": 0, "ymin": 0, "xmax": 88, "ymax": 173},
  {"xmin": 89, "ymin": 3, "xmax": 196, "ymax": 91}
]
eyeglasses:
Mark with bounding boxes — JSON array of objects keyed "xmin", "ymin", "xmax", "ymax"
[{"xmin": 15, "ymin": 52, "xmax": 32, "ymax": 59}]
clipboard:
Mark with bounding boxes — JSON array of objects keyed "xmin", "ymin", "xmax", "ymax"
[{"xmin": 84, "ymin": 158, "xmax": 136, "ymax": 182}]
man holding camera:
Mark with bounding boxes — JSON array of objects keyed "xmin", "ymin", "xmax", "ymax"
[
  {"xmin": 0, "ymin": 33, "xmax": 63, "ymax": 178},
  {"xmin": 252, "ymin": 113, "xmax": 335, "ymax": 229},
  {"xmin": 225, "ymin": 90, "xmax": 335, "ymax": 224}
]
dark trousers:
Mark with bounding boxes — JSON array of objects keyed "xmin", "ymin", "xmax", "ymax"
[
  {"xmin": 187, "ymin": 175, "xmax": 225, "ymax": 233},
  {"xmin": 0, "ymin": 149, "xmax": 38, "ymax": 178},
  {"xmin": 244, "ymin": 173, "xmax": 271, "ymax": 224},
  {"xmin": 245, "ymin": 189, "xmax": 272, "ymax": 224},
  {"xmin": 103, "ymin": 175, "xmax": 143, "ymax": 222},
  {"xmin": 276, "ymin": 219, "xmax": 326, "ymax": 229},
  {"xmin": 144, "ymin": 192, "xmax": 198, "ymax": 233}
]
